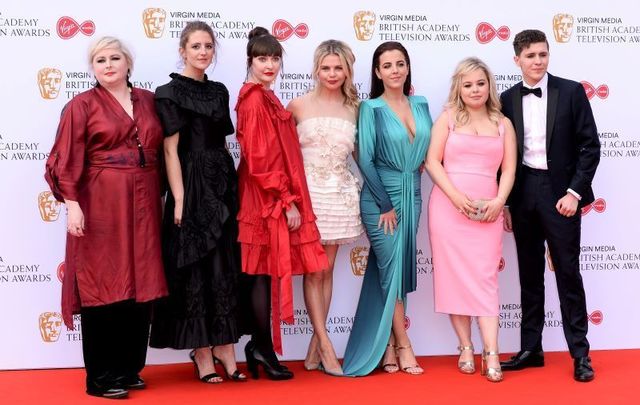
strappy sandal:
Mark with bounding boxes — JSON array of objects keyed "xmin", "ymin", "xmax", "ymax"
[
  {"xmin": 396, "ymin": 344, "xmax": 424, "ymax": 375},
  {"xmin": 380, "ymin": 343, "xmax": 399, "ymax": 373},
  {"xmin": 457, "ymin": 344, "xmax": 475, "ymax": 374},
  {"xmin": 189, "ymin": 350, "xmax": 223, "ymax": 384}
]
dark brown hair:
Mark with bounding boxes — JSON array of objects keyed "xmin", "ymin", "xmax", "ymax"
[
  {"xmin": 369, "ymin": 41, "xmax": 411, "ymax": 99},
  {"xmin": 512, "ymin": 29, "xmax": 549, "ymax": 56},
  {"xmin": 246, "ymin": 26, "xmax": 283, "ymax": 70}
]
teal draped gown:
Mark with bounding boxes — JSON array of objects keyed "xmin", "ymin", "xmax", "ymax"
[{"xmin": 343, "ymin": 96, "xmax": 432, "ymax": 376}]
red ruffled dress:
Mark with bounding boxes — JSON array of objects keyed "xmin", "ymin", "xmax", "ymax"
[{"xmin": 235, "ymin": 82, "xmax": 328, "ymax": 353}]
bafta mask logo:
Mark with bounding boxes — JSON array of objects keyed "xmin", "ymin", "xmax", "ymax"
[
  {"xmin": 142, "ymin": 8, "xmax": 166, "ymax": 39},
  {"xmin": 37, "ymin": 68, "xmax": 62, "ymax": 99},
  {"xmin": 552, "ymin": 13, "xmax": 574, "ymax": 43},
  {"xmin": 353, "ymin": 10, "xmax": 376, "ymax": 41},
  {"xmin": 38, "ymin": 191, "xmax": 62, "ymax": 222},
  {"xmin": 39, "ymin": 312, "xmax": 63, "ymax": 342},
  {"xmin": 350, "ymin": 246, "xmax": 369, "ymax": 276}
]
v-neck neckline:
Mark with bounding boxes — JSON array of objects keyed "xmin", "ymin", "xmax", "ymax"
[
  {"xmin": 380, "ymin": 96, "xmax": 417, "ymax": 144},
  {"xmin": 100, "ymin": 85, "xmax": 135, "ymax": 122}
]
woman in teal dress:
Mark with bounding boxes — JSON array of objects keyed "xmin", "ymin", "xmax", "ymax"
[{"xmin": 343, "ymin": 42, "xmax": 432, "ymax": 376}]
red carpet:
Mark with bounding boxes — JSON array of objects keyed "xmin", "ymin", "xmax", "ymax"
[{"xmin": 0, "ymin": 350, "xmax": 633, "ymax": 404}]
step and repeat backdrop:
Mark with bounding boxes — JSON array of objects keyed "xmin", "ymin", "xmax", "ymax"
[{"xmin": 1, "ymin": 0, "xmax": 638, "ymax": 369}]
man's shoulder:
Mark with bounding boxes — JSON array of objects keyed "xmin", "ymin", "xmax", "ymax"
[{"xmin": 548, "ymin": 73, "xmax": 582, "ymax": 91}]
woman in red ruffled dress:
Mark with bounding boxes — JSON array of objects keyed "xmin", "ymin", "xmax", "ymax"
[{"xmin": 235, "ymin": 27, "xmax": 329, "ymax": 380}]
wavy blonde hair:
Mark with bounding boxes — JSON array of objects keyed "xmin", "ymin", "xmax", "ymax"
[
  {"xmin": 311, "ymin": 39, "xmax": 359, "ymax": 110},
  {"xmin": 446, "ymin": 57, "xmax": 502, "ymax": 126}
]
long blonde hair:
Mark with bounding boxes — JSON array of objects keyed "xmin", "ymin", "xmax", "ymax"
[
  {"xmin": 311, "ymin": 40, "xmax": 359, "ymax": 110},
  {"xmin": 446, "ymin": 57, "xmax": 502, "ymax": 126}
]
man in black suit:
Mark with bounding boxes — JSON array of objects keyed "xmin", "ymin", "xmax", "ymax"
[{"xmin": 499, "ymin": 29, "xmax": 600, "ymax": 382}]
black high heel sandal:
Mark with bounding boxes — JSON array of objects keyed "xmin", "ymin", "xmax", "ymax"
[
  {"xmin": 189, "ymin": 350, "xmax": 222, "ymax": 384},
  {"xmin": 212, "ymin": 354, "xmax": 248, "ymax": 382},
  {"xmin": 244, "ymin": 342, "xmax": 293, "ymax": 380}
]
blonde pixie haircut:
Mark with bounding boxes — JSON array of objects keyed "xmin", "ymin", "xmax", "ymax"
[
  {"xmin": 88, "ymin": 36, "xmax": 135, "ymax": 73},
  {"xmin": 447, "ymin": 57, "xmax": 502, "ymax": 126},
  {"xmin": 311, "ymin": 39, "xmax": 359, "ymax": 111}
]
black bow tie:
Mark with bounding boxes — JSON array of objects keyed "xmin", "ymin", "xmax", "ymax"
[{"xmin": 520, "ymin": 86, "xmax": 542, "ymax": 98}]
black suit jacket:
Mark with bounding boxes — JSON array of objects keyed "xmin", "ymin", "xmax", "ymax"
[{"xmin": 500, "ymin": 73, "xmax": 600, "ymax": 208}]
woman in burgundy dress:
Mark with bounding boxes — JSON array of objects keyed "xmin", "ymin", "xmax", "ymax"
[
  {"xmin": 235, "ymin": 27, "xmax": 329, "ymax": 380},
  {"xmin": 45, "ymin": 36, "xmax": 167, "ymax": 399}
]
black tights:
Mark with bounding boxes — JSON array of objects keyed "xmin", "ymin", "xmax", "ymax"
[{"xmin": 247, "ymin": 275, "xmax": 274, "ymax": 355}]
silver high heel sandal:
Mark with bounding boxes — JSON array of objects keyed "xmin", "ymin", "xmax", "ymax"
[{"xmin": 457, "ymin": 344, "xmax": 475, "ymax": 374}]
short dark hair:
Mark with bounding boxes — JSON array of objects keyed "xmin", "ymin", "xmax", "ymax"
[
  {"xmin": 246, "ymin": 26, "xmax": 283, "ymax": 70},
  {"xmin": 369, "ymin": 41, "xmax": 412, "ymax": 99},
  {"xmin": 512, "ymin": 29, "xmax": 549, "ymax": 56}
]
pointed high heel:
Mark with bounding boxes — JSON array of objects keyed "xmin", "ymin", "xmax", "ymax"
[
  {"xmin": 212, "ymin": 354, "xmax": 248, "ymax": 382},
  {"xmin": 244, "ymin": 342, "xmax": 293, "ymax": 380},
  {"xmin": 481, "ymin": 350, "xmax": 503, "ymax": 382},
  {"xmin": 457, "ymin": 344, "xmax": 475, "ymax": 374},
  {"xmin": 380, "ymin": 343, "xmax": 399, "ymax": 373},
  {"xmin": 189, "ymin": 350, "xmax": 222, "ymax": 384},
  {"xmin": 395, "ymin": 344, "xmax": 424, "ymax": 375}
]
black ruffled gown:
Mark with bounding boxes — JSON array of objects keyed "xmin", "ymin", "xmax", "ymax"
[{"xmin": 150, "ymin": 73, "xmax": 240, "ymax": 349}]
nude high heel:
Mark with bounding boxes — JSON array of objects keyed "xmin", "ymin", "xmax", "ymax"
[{"xmin": 481, "ymin": 350, "xmax": 504, "ymax": 382}]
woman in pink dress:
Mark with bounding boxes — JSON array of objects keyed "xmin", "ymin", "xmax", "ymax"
[{"xmin": 426, "ymin": 57, "xmax": 516, "ymax": 382}]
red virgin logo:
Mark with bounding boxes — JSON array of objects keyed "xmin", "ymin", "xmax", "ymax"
[
  {"xmin": 56, "ymin": 262, "xmax": 65, "ymax": 283},
  {"xmin": 588, "ymin": 310, "xmax": 603, "ymax": 325},
  {"xmin": 581, "ymin": 81, "xmax": 609, "ymax": 100},
  {"xmin": 404, "ymin": 316, "xmax": 411, "ymax": 330},
  {"xmin": 272, "ymin": 19, "xmax": 308, "ymax": 41},
  {"xmin": 57, "ymin": 17, "xmax": 95, "ymax": 40},
  {"xmin": 581, "ymin": 198, "xmax": 606, "ymax": 216},
  {"xmin": 476, "ymin": 22, "xmax": 510, "ymax": 44},
  {"xmin": 498, "ymin": 257, "xmax": 505, "ymax": 272}
]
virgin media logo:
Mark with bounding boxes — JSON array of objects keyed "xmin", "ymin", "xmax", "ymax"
[
  {"xmin": 272, "ymin": 19, "xmax": 308, "ymax": 41},
  {"xmin": 588, "ymin": 310, "xmax": 603, "ymax": 325},
  {"xmin": 56, "ymin": 262, "xmax": 65, "ymax": 283},
  {"xmin": 581, "ymin": 198, "xmax": 606, "ymax": 216},
  {"xmin": 56, "ymin": 17, "xmax": 95, "ymax": 40},
  {"xmin": 498, "ymin": 257, "xmax": 505, "ymax": 272},
  {"xmin": 476, "ymin": 22, "xmax": 509, "ymax": 44},
  {"xmin": 404, "ymin": 315, "xmax": 411, "ymax": 330},
  {"xmin": 581, "ymin": 81, "xmax": 609, "ymax": 100}
]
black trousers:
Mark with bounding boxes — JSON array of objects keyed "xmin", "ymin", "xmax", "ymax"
[
  {"xmin": 511, "ymin": 168, "xmax": 589, "ymax": 358},
  {"xmin": 80, "ymin": 300, "xmax": 151, "ymax": 387}
]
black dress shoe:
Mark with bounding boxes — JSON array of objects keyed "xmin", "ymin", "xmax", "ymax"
[
  {"xmin": 121, "ymin": 375, "xmax": 145, "ymax": 390},
  {"xmin": 86, "ymin": 380, "xmax": 129, "ymax": 399},
  {"xmin": 574, "ymin": 356, "xmax": 594, "ymax": 382},
  {"xmin": 500, "ymin": 350, "xmax": 545, "ymax": 371},
  {"xmin": 245, "ymin": 342, "xmax": 294, "ymax": 380}
]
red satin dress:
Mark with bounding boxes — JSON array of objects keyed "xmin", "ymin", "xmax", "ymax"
[
  {"xmin": 235, "ymin": 82, "xmax": 328, "ymax": 353},
  {"xmin": 45, "ymin": 86, "xmax": 168, "ymax": 328}
]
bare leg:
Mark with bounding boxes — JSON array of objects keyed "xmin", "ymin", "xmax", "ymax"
[
  {"xmin": 381, "ymin": 333, "xmax": 398, "ymax": 373},
  {"xmin": 477, "ymin": 316, "xmax": 500, "ymax": 370},
  {"xmin": 392, "ymin": 301, "xmax": 423, "ymax": 374},
  {"xmin": 303, "ymin": 244, "xmax": 341, "ymax": 373},
  {"xmin": 450, "ymin": 314, "xmax": 475, "ymax": 370}
]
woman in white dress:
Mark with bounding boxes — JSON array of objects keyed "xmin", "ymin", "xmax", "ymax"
[{"xmin": 288, "ymin": 40, "xmax": 363, "ymax": 376}]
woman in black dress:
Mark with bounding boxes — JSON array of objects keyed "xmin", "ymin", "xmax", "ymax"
[{"xmin": 149, "ymin": 21, "xmax": 245, "ymax": 383}]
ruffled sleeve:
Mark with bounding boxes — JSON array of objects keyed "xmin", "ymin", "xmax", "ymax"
[
  {"xmin": 357, "ymin": 100, "xmax": 393, "ymax": 213},
  {"xmin": 236, "ymin": 87, "xmax": 298, "ymax": 209},
  {"xmin": 44, "ymin": 97, "xmax": 88, "ymax": 202}
]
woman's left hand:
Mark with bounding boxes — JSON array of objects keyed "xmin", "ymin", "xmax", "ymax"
[{"xmin": 481, "ymin": 197, "xmax": 505, "ymax": 223}]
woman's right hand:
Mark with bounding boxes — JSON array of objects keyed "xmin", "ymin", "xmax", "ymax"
[
  {"xmin": 65, "ymin": 200, "xmax": 85, "ymax": 237},
  {"xmin": 449, "ymin": 191, "xmax": 476, "ymax": 218},
  {"xmin": 286, "ymin": 202, "xmax": 301, "ymax": 231},
  {"xmin": 174, "ymin": 199, "xmax": 183, "ymax": 227},
  {"xmin": 378, "ymin": 208, "xmax": 398, "ymax": 235}
]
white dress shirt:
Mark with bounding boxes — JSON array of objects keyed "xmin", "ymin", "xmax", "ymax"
[{"xmin": 522, "ymin": 73, "xmax": 581, "ymax": 200}]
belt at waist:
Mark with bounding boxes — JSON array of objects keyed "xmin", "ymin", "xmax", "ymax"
[{"xmin": 88, "ymin": 149, "xmax": 158, "ymax": 168}]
